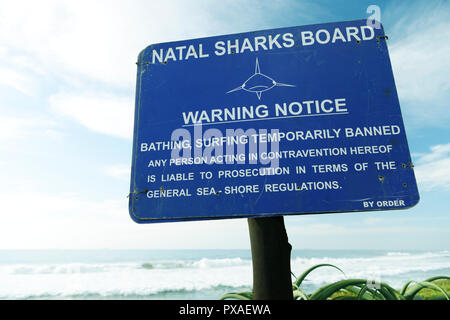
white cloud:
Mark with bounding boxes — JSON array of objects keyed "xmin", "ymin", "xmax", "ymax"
[
  {"xmin": 0, "ymin": 114, "xmax": 58, "ymax": 140},
  {"xmin": 0, "ymin": 65, "xmax": 37, "ymax": 96},
  {"xmin": 103, "ymin": 164, "xmax": 131, "ymax": 181},
  {"xmin": 390, "ymin": 22, "xmax": 450, "ymax": 101},
  {"xmin": 49, "ymin": 92, "xmax": 134, "ymax": 139},
  {"xmin": 388, "ymin": 2, "xmax": 450, "ymax": 125},
  {"xmin": 0, "ymin": 0, "xmax": 319, "ymax": 90},
  {"xmin": 414, "ymin": 143, "xmax": 450, "ymax": 191},
  {"xmin": 0, "ymin": 1, "xmax": 200, "ymax": 88}
]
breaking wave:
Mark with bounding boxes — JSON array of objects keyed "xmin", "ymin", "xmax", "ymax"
[{"xmin": 0, "ymin": 251, "xmax": 448, "ymax": 299}]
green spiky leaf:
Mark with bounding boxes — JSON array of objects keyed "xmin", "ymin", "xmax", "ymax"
[
  {"xmin": 294, "ymin": 264, "xmax": 346, "ymax": 287},
  {"xmin": 309, "ymin": 279, "xmax": 368, "ymax": 300},
  {"xmin": 404, "ymin": 281, "xmax": 450, "ymax": 300},
  {"xmin": 293, "ymin": 288, "xmax": 309, "ymax": 300}
]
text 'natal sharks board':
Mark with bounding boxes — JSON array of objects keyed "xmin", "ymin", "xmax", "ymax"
[{"xmin": 129, "ymin": 19, "xmax": 419, "ymax": 223}]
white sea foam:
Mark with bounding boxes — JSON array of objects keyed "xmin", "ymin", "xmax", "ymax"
[
  {"xmin": 1, "ymin": 258, "xmax": 250, "ymax": 276},
  {"xmin": 0, "ymin": 251, "xmax": 448, "ymax": 299},
  {"xmin": 290, "ymin": 251, "xmax": 450, "ymax": 288},
  {"xmin": 4, "ymin": 263, "xmax": 136, "ymax": 275}
]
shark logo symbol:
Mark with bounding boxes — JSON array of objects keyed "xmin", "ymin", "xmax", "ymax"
[{"xmin": 226, "ymin": 57, "xmax": 295, "ymax": 100}]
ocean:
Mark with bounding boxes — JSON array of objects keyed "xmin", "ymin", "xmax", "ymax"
[{"xmin": 0, "ymin": 249, "xmax": 449, "ymax": 300}]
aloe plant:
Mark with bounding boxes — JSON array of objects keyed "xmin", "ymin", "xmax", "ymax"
[{"xmin": 220, "ymin": 264, "xmax": 450, "ymax": 300}]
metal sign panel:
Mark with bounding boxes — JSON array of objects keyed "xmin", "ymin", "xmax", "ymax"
[{"xmin": 129, "ymin": 19, "xmax": 419, "ymax": 223}]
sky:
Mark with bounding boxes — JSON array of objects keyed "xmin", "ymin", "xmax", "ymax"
[{"xmin": 0, "ymin": 0, "xmax": 449, "ymax": 250}]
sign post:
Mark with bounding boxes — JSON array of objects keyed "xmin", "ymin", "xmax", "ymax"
[
  {"xmin": 248, "ymin": 216, "xmax": 293, "ymax": 300},
  {"xmin": 129, "ymin": 19, "xmax": 419, "ymax": 299}
]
